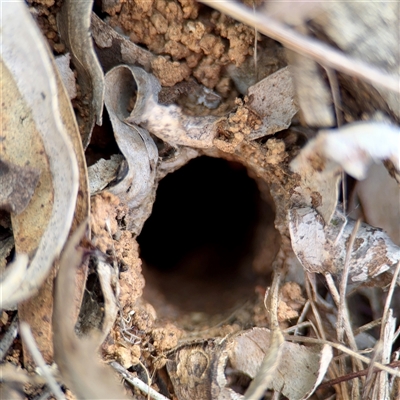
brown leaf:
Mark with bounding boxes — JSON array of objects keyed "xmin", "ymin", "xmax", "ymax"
[{"xmin": 57, "ymin": 0, "xmax": 105, "ymax": 148}]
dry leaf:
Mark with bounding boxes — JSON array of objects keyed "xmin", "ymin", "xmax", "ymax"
[
  {"xmin": 54, "ymin": 53, "xmax": 77, "ymax": 100},
  {"xmin": 286, "ymin": 50, "xmax": 335, "ymax": 127},
  {"xmin": 290, "ymin": 121, "xmax": 400, "ymax": 224},
  {"xmin": 122, "ymin": 66, "xmax": 220, "ymax": 149},
  {"xmin": 225, "ymin": 328, "xmax": 332, "ymax": 400},
  {"xmin": 104, "ymin": 65, "xmax": 159, "ymax": 233},
  {"xmin": 87, "ymin": 154, "xmax": 125, "ymax": 195},
  {"xmin": 350, "ymin": 163, "xmax": 400, "ymax": 246},
  {"xmin": 1, "ymin": 0, "xmax": 79, "ymax": 310},
  {"xmin": 289, "ymin": 207, "xmax": 400, "ymax": 287},
  {"xmin": 58, "ymin": 0, "xmax": 105, "ymax": 147},
  {"xmin": 246, "ymin": 67, "xmax": 299, "ymax": 140}
]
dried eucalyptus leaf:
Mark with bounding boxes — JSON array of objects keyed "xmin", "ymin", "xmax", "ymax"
[
  {"xmin": 350, "ymin": 163, "xmax": 400, "ymax": 246},
  {"xmin": 91, "ymin": 13, "xmax": 154, "ymax": 72},
  {"xmin": 54, "ymin": 53, "xmax": 77, "ymax": 100},
  {"xmin": 104, "ymin": 65, "xmax": 158, "ymax": 233},
  {"xmin": 88, "ymin": 154, "xmax": 125, "ymax": 195},
  {"xmin": 290, "ymin": 121, "xmax": 400, "ymax": 224},
  {"xmin": 227, "ymin": 328, "xmax": 331, "ymax": 400},
  {"xmin": 120, "ymin": 66, "xmax": 220, "ymax": 148},
  {"xmin": 167, "ymin": 328, "xmax": 331, "ymax": 400},
  {"xmin": 1, "ymin": 1, "xmax": 79, "ymax": 309},
  {"xmin": 289, "ymin": 207, "xmax": 400, "ymax": 287},
  {"xmin": 243, "ymin": 329, "xmax": 284, "ymax": 400},
  {"xmin": 246, "ymin": 67, "xmax": 299, "ymax": 140},
  {"xmin": 166, "ymin": 339, "xmax": 221, "ymax": 400},
  {"xmin": 53, "ymin": 223, "xmax": 129, "ymax": 400},
  {"xmin": 0, "ymin": 159, "xmax": 40, "ymax": 215},
  {"xmin": 58, "ymin": 0, "xmax": 105, "ymax": 147},
  {"xmin": 286, "ymin": 51, "xmax": 335, "ymax": 127}
]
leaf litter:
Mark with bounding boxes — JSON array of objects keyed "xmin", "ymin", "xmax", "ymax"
[{"xmin": 1, "ymin": 0, "xmax": 400, "ymax": 399}]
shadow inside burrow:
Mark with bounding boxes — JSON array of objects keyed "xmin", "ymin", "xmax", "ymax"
[{"xmin": 137, "ymin": 156, "xmax": 280, "ymax": 316}]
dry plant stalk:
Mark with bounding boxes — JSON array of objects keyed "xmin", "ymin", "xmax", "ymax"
[{"xmin": 198, "ymin": 0, "xmax": 399, "ymax": 93}]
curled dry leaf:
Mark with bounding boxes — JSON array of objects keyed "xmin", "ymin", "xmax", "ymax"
[
  {"xmin": 53, "ymin": 222, "xmax": 129, "ymax": 400},
  {"xmin": 289, "ymin": 207, "xmax": 400, "ymax": 287},
  {"xmin": 1, "ymin": 0, "xmax": 79, "ymax": 310},
  {"xmin": 57, "ymin": 0, "xmax": 105, "ymax": 147},
  {"xmin": 0, "ymin": 159, "xmax": 40, "ymax": 215},
  {"xmin": 120, "ymin": 66, "xmax": 220, "ymax": 149},
  {"xmin": 246, "ymin": 67, "xmax": 299, "ymax": 140},
  {"xmin": 104, "ymin": 65, "xmax": 158, "ymax": 233}
]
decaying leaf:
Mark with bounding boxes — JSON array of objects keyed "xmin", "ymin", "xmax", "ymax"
[
  {"xmin": 54, "ymin": 53, "xmax": 77, "ymax": 101},
  {"xmin": 290, "ymin": 121, "xmax": 400, "ymax": 224},
  {"xmin": 87, "ymin": 154, "xmax": 125, "ymax": 195},
  {"xmin": 0, "ymin": 159, "xmax": 40, "ymax": 215},
  {"xmin": 1, "ymin": 0, "xmax": 79, "ymax": 309},
  {"xmin": 228, "ymin": 329, "xmax": 332, "ymax": 400},
  {"xmin": 167, "ymin": 339, "xmax": 222, "ymax": 400},
  {"xmin": 286, "ymin": 50, "xmax": 335, "ymax": 128},
  {"xmin": 119, "ymin": 66, "xmax": 220, "ymax": 149},
  {"xmin": 246, "ymin": 67, "xmax": 299, "ymax": 140},
  {"xmin": 167, "ymin": 328, "xmax": 332, "ymax": 400},
  {"xmin": 350, "ymin": 163, "xmax": 400, "ymax": 246},
  {"xmin": 289, "ymin": 207, "xmax": 400, "ymax": 287},
  {"xmin": 53, "ymin": 222, "xmax": 129, "ymax": 400},
  {"xmin": 104, "ymin": 65, "xmax": 159, "ymax": 233},
  {"xmin": 58, "ymin": 0, "xmax": 105, "ymax": 147}
]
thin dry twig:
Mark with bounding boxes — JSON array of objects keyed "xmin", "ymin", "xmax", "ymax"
[
  {"xmin": 0, "ymin": 314, "xmax": 18, "ymax": 361},
  {"xmin": 285, "ymin": 335, "xmax": 400, "ymax": 378},
  {"xmin": 243, "ymin": 268, "xmax": 284, "ymax": 399},
  {"xmin": 318, "ymin": 360, "xmax": 400, "ymax": 390},
  {"xmin": 199, "ymin": 0, "xmax": 400, "ymax": 93},
  {"xmin": 110, "ymin": 361, "xmax": 170, "ymax": 400},
  {"xmin": 19, "ymin": 322, "xmax": 65, "ymax": 400}
]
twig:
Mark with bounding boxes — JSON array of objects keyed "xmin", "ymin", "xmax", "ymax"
[
  {"xmin": 198, "ymin": 0, "xmax": 399, "ymax": 93},
  {"xmin": 382, "ymin": 261, "xmax": 400, "ymax": 332},
  {"xmin": 337, "ymin": 219, "xmax": 361, "ymax": 344},
  {"xmin": 19, "ymin": 322, "xmax": 65, "ymax": 400},
  {"xmin": 0, "ymin": 314, "xmax": 18, "ymax": 361},
  {"xmin": 318, "ymin": 360, "xmax": 400, "ymax": 389},
  {"xmin": 110, "ymin": 361, "xmax": 170, "ymax": 400},
  {"xmin": 284, "ymin": 335, "xmax": 400, "ymax": 378},
  {"xmin": 244, "ymin": 268, "xmax": 284, "ymax": 400}
]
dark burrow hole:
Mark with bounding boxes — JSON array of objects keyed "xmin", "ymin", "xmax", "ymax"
[{"xmin": 137, "ymin": 156, "xmax": 280, "ymax": 317}]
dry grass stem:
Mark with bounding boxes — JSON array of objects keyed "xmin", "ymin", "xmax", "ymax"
[
  {"xmin": 19, "ymin": 322, "xmax": 65, "ymax": 400},
  {"xmin": 0, "ymin": 314, "xmax": 18, "ymax": 361},
  {"xmin": 110, "ymin": 362, "xmax": 170, "ymax": 400},
  {"xmin": 243, "ymin": 268, "xmax": 284, "ymax": 399},
  {"xmin": 285, "ymin": 336, "xmax": 400, "ymax": 378},
  {"xmin": 199, "ymin": 0, "xmax": 400, "ymax": 93}
]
